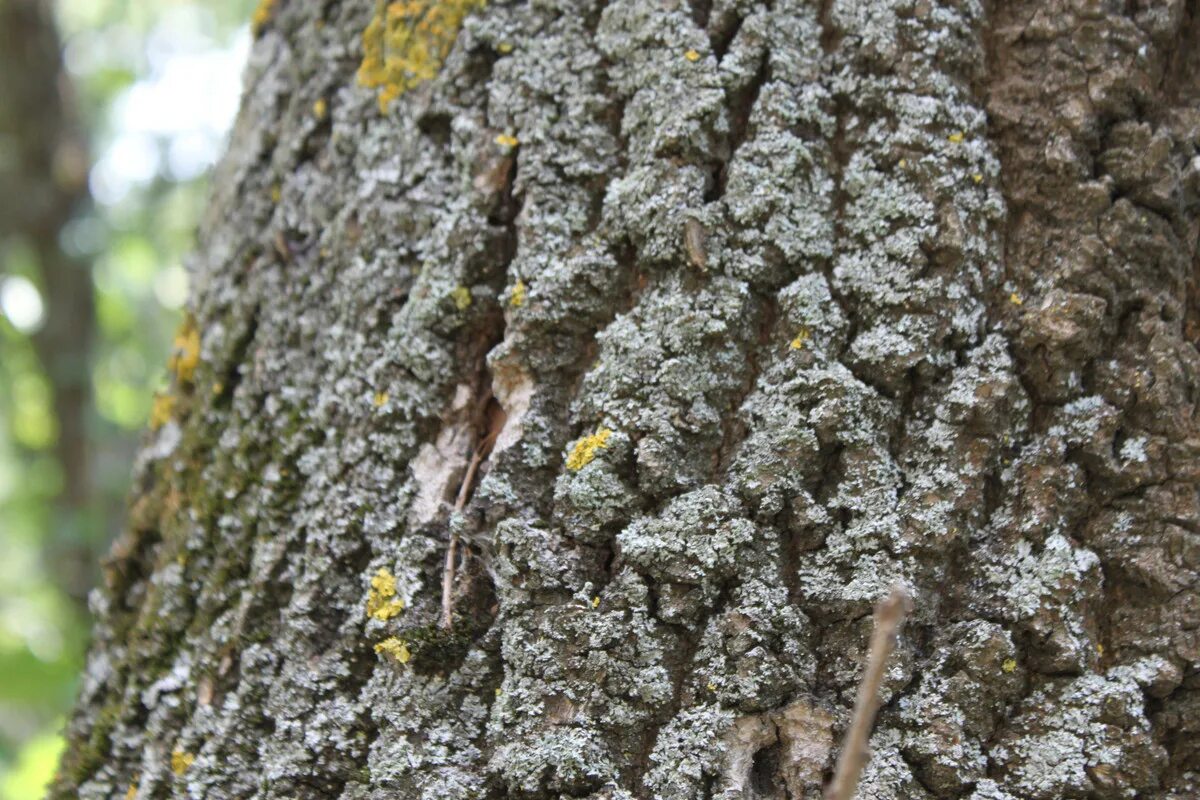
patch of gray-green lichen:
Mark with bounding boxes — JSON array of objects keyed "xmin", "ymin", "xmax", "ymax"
[
  {"xmin": 991, "ymin": 664, "xmax": 1170, "ymax": 799},
  {"xmin": 484, "ymin": 0, "xmax": 1022, "ymax": 793},
  {"xmin": 728, "ymin": 0, "xmax": 1036, "ymax": 789},
  {"xmin": 891, "ymin": 621, "xmax": 1022, "ymax": 794}
]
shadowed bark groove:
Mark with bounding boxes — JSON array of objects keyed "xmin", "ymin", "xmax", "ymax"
[{"xmin": 52, "ymin": 1, "xmax": 1199, "ymax": 799}]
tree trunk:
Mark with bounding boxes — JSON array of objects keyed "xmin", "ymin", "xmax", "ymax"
[{"xmin": 53, "ymin": 0, "xmax": 1200, "ymax": 798}]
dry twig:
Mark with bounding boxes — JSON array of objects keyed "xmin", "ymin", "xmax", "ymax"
[
  {"xmin": 825, "ymin": 585, "xmax": 913, "ymax": 800},
  {"xmin": 440, "ymin": 447, "xmax": 484, "ymax": 629},
  {"xmin": 439, "ymin": 397, "xmax": 505, "ymax": 629}
]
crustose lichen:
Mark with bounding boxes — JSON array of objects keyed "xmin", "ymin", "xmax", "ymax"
[
  {"xmin": 366, "ymin": 567, "xmax": 405, "ymax": 621},
  {"xmin": 168, "ymin": 315, "xmax": 200, "ymax": 383},
  {"xmin": 250, "ymin": 0, "xmax": 276, "ymax": 35},
  {"xmin": 357, "ymin": 0, "xmax": 487, "ymax": 113},
  {"xmin": 374, "ymin": 636, "xmax": 411, "ymax": 663},
  {"xmin": 566, "ymin": 428, "xmax": 612, "ymax": 471},
  {"xmin": 170, "ymin": 750, "xmax": 194, "ymax": 777}
]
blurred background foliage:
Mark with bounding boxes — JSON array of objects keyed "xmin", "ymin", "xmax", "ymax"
[{"xmin": 0, "ymin": 0, "xmax": 253, "ymax": 796}]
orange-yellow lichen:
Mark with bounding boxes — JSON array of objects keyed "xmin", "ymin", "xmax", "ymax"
[
  {"xmin": 947, "ymin": 131, "xmax": 965, "ymax": 144},
  {"xmin": 591, "ymin": 595, "xmax": 600, "ymax": 608},
  {"xmin": 366, "ymin": 567, "xmax": 405, "ymax": 620},
  {"xmin": 494, "ymin": 133, "xmax": 519, "ymax": 148},
  {"xmin": 684, "ymin": 49, "xmax": 701, "ymax": 62},
  {"xmin": 373, "ymin": 391, "xmax": 390, "ymax": 408},
  {"xmin": 566, "ymin": 428, "xmax": 612, "ymax": 471},
  {"xmin": 149, "ymin": 393, "xmax": 175, "ymax": 430},
  {"xmin": 251, "ymin": 0, "xmax": 277, "ymax": 35},
  {"xmin": 375, "ymin": 636, "xmax": 411, "ymax": 663},
  {"xmin": 972, "ymin": 172, "xmax": 983, "ymax": 184},
  {"xmin": 168, "ymin": 316, "xmax": 201, "ymax": 383},
  {"xmin": 510, "ymin": 278, "xmax": 527, "ymax": 308},
  {"xmin": 496, "ymin": 41, "xmax": 514, "ymax": 54},
  {"xmin": 1009, "ymin": 292, "xmax": 1023, "ymax": 306},
  {"xmin": 451, "ymin": 285, "xmax": 472, "ymax": 310},
  {"xmin": 125, "ymin": 780, "xmax": 139, "ymax": 800},
  {"xmin": 789, "ymin": 327, "xmax": 811, "ymax": 351},
  {"xmin": 1002, "ymin": 658, "xmax": 1017, "ymax": 673},
  {"xmin": 357, "ymin": 0, "xmax": 487, "ymax": 113},
  {"xmin": 170, "ymin": 750, "xmax": 194, "ymax": 776},
  {"xmin": 312, "ymin": 98, "xmax": 328, "ymax": 119}
]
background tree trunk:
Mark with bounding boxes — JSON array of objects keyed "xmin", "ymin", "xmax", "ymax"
[
  {"xmin": 0, "ymin": 0, "xmax": 97, "ymax": 605},
  {"xmin": 52, "ymin": 0, "xmax": 1200, "ymax": 798}
]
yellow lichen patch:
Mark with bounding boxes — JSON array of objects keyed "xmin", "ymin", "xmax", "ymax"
[
  {"xmin": 168, "ymin": 316, "xmax": 201, "ymax": 383},
  {"xmin": 170, "ymin": 750, "xmax": 194, "ymax": 776},
  {"xmin": 789, "ymin": 327, "xmax": 811, "ymax": 351},
  {"xmin": 898, "ymin": 158, "xmax": 907, "ymax": 169},
  {"xmin": 566, "ymin": 428, "xmax": 612, "ymax": 471},
  {"xmin": 494, "ymin": 133, "xmax": 519, "ymax": 148},
  {"xmin": 357, "ymin": 0, "xmax": 487, "ymax": 113},
  {"xmin": 125, "ymin": 780, "xmax": 139, "ymax": 800},
  {"xmin": 972, "ymin": 172, "xmax": 984, "ymax": 184},
  {"xmin": 1009, "ymin": 292, "xmax": 1023, "ymax": 306},
  {"xmin": 496, "ymin": 41, "xmax": 514, "ymax": 54},
  {"xmin": 366, "ymin": 567, "xmax": 406, "ymax": 620},
  {"xmin": 1002, "ymin": 658, "xmax": 1017, "ymax": 673},
  {"xmin": 270, "ymin": 184, "xmax": 282, "ymax": 203},
  {"xmin": 451, "ymin": 285, "xmax": 472, "ymax": 310},
  {"xmin": 510, "ymin": 278, "xmax": 527, "ymax": 308},
  {"xmin": 312, "ymin": 98, "xmax": 328, "ymax": 119},
  {"xmin": 1096, "ymin": 643, "xmax": 1104, "ymax": 656},
  {"xmin": 375, "ymin": 636, "xmax": 411, "ymax": 663},
  {"xmin": 149, "ymin": 393, "xmax": 175, "ymax": 431},
  {"xmin": 251, "ymin": 0, "xmax": 277, "ymax": 35},
  {"xmin": 947, "ymin": 131, "xmax": 965, "ymax": 144},
  {"xmin": 684, "ymin": 48, "xmax": 701, "ymax": 62},
  {"xmin": 373, "ymin": 391, "xmax": 390, "ymax": 408},
  {"xmin": 371, "ymin": 568, "xmax": 397, "ymax": 597},
  {"xmin": 706, "ymin": 681, "xmax": 717, "ymax": 692},
  {"xmin": 591, "ymin": 596, "xmax": 601, "ymax": 608},
  {"xmin": 370, "ymin": 597, "xmax": 405, "ymax": 620}
]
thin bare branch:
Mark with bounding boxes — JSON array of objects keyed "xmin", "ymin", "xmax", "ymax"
[
  {"xmin": 824, "ymin": 585, "xmax": 913, "ymax": 800},
  {"xmin": 439, "ymin": 446, "xmax": 485, "ymax": 629}
]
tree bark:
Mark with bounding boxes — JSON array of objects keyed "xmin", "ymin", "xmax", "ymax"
[{"xmin": 53, "ymin": 0, "xmax": 1200, "ymax": 798}]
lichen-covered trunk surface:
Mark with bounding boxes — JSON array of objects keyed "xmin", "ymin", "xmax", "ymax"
[{"xmin": 52, "ymin": 0, "xmax": 1200, "ymax": 798}]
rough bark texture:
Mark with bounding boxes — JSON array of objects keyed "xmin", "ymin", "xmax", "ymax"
[{"xmin": 53, "ymin": 0, "xmax": 1200, "ymax": 798}]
